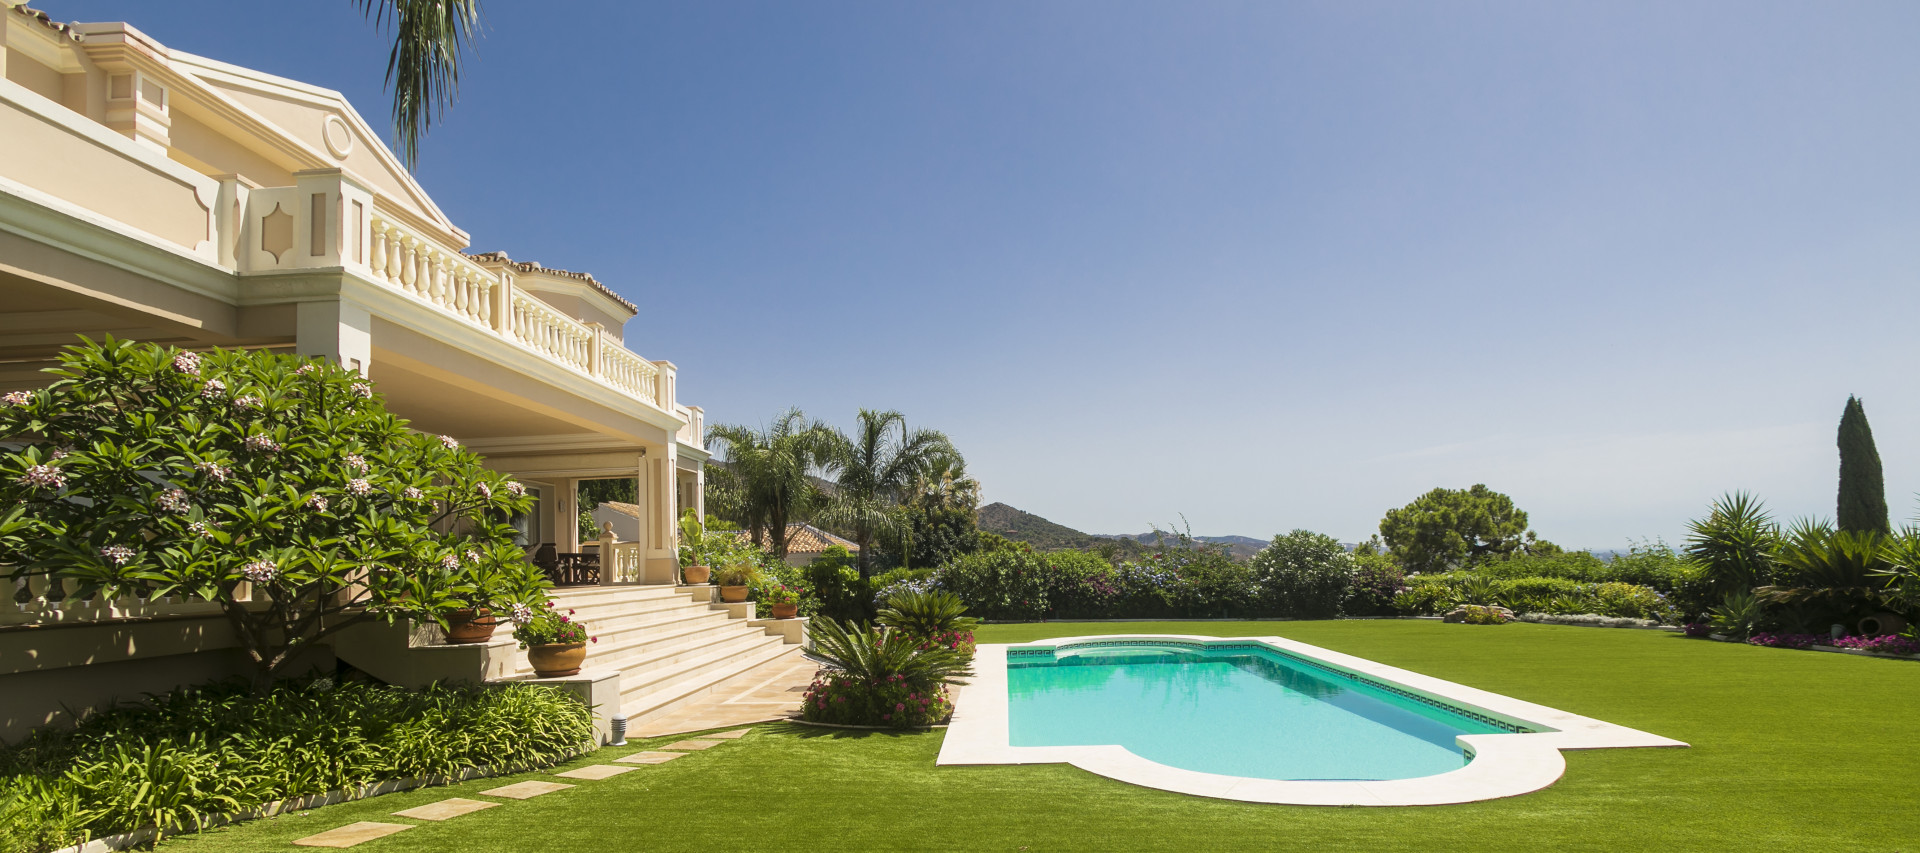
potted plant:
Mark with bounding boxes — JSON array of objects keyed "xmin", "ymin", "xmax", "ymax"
[
  {"xmin": 677, "ymin": 511, "xmax": 714, "ymax": 585},
  {"xmin": 714, "ymin": 555, "xmax": 763, "ymax": 604},
  {"xmin": 510, "ymin": 601, "xmax": 597, "ymax": 677},
  {"xmin": 443, "ymin": 604, "xmax": 498, "ymax": 644},
  {"xmin": 763, "ymin": 584, "xmax": 801, "ymax": 619}
]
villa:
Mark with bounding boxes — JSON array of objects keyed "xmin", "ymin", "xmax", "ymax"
[{"xmin": 0, "ymin": 3, "xmax": 805, "ymax": 744}]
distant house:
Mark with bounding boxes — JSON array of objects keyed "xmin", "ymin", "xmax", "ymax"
[
  {"xmin": 591, "ymin": 501, "xmax": 644, "ymax": 543},
  {"xmin": 732, "ymin": 524, "xmax": 860, "ymax": 566}
]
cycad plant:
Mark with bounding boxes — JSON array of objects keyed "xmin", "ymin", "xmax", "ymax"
[
  {"xmin": 877, "ymin": 589, "xmax": 981, "ymax": 658},
  {"xmin": 1685, "ymin": 492, "xmax": 1780, "ymax": 596},
  {"xmin": 803, "ymin": 618, "xmax": 973, "ymax": 688},
  {"xmin": 1757, "ymin": 520, "xmax": 1892, "ymax": 623}
]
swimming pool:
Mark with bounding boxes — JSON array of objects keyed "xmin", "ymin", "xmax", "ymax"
[
  {"xmin": 1009, "ymin": 641, "xmax": 1526, "ymax": 781},
  {"xmin": 939, "ymin": 635, "xmax": 1687, "ymax": 805}
]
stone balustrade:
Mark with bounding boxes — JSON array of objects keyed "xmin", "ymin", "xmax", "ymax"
[{"xmin": 3, "ymin": 576, "xmax": 230, "ymax": 626}]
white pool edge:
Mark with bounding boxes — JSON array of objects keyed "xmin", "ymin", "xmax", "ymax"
[{"xmin": 936, "ymin": 634, "xmax": 1688, "ymax": 806}]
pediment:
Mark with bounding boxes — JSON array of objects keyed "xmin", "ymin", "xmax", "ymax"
[{"xmin": 166, "ymin": 52, "xmax": 468, "ymax": 247}]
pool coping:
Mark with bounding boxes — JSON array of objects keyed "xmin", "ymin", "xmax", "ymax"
[{"xmin": 936, "ymin": 634, "xmax": 1687, "ymax": 806}]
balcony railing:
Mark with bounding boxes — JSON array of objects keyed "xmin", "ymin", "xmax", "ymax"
[
  {"xmin": 229, "ymin": 171, "xmax": 684, "ymax": 420},
  {"xmin": 3, "ymin": 576, "xmax": 232, "ymax": 627}
]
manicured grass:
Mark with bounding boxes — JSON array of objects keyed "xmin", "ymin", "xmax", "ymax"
[{"xmin": 166, "ymin": 621, "xmax": 1915, "ymax": 852}]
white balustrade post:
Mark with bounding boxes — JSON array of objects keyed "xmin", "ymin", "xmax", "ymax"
[
  {"xmin": 589, "ymin": 324, "xmax": 604, "ymax": 378},
  {"xmin": 598, "ymin": 526, "xmax": 618, "ymax": 586},
  {"xmin": 491, "ymin": 272, "xmax": 510, "ymax": 333}
]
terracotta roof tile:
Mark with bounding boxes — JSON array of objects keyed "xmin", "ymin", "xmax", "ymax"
[
  {"xmin": 466, "ymin": 251, "xmax": 638, "ymax": 315},
  {"xmin": 727, "ymin": 523, "xmax": 859, "ymax": 554},
  {"xmin": 6, "ymin": 3, "xmax": 83, "ymax": 40}
]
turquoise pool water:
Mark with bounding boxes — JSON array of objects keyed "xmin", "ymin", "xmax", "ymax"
[{"xmin": 1007, "ymin": 642, "xmax": 1519, "ymax": 781}]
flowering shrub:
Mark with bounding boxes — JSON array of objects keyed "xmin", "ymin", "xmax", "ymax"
[
  {"xmin": 1747, "ymin": 632, "xmax": 1822, "ymax": 650},
  {"xmin": 0, "ymin": 338, "xmax": 548, "ymax": 689},
  {"xmin": 761, "ymin": 584, "xmax": 801, "ymax": 606},
  {"xmin": 1395, "ymin": 573, "xmax": 1677, "ymax": 622},
  {"xmin": 1831, "ymin": 635, "xmax": 1920, "ymax": 655},
  {"xmin": 510, "ymin": 603, "xmax": 595, "ymax": 647},
  {"xmin": 1248, "ymin": 530, "xmax": 1353, "ymax": 619},
  {"xmin": 801, "ymin": 671, "xmax": 953, "ymax": 729},
  {"xmin": 1344, "ymin": 551, "xmax": 1406, "ymax": 616}
]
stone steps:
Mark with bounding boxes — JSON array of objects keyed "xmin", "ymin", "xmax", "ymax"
[{"xmin": 521, "ymin": 585, "xmax": 802, "ymax": 727}]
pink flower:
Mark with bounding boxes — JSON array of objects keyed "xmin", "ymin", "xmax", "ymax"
[
  {"xmin": 195, "ymin": 460, "xmax": 230, "ymax": 482},
  {"xmin": 200, "ymin": 379, "xmax": 226, "ymax": 399},
  {"xmin": 172, "ymin": 352, "xmax": 202, "ymax": 375},
  {"xmin": 306, "ymin": 494, "xmax": 329, "ymax": 512},
  {"xmin": 344, "ymin": 454, "xmax": 369, "ymax": 472},
  {"xmin": 475, "ymin": 482, "xmax": 492, "ymax": 499},
  {"xmin": 403, "ymin": 486, "xmax": 424, "ymax": 500},
  {"xmin": 590, "ymin": 636, "xmax": 598, "ymax": 644},
  {"xmin": 351, "ymin": 382, "xmax": 373, "ymax": 399},
  {"xmin": 439, "ymin": 554, "xmax": 459, "ymax": 571},
  {"xmin": 241, "ymin": 559, "xmax": 277, "ymax": 584},
  {"xmin": 243, "ymin": 434, "xmax": 279, "ymax": 453},
  {"xmin": 18, "ymin": 464, "xmax": 66, "ymax": 490},
  {"xmin": 895, "ymin": 703, "xmax": 905, "ymax": 711},
  {"xmin": 560, "ymin": 614, "xmax": 571, "ymax": 623},
  {"xmin": 295, "ymin": 363, "xmax": 317, "ymax": 376},
  {"xmin": 1, "ymin": 390, "xmax": 28, "ymax": 408},
  {"xmin": 156, "ymin": 489, "xmax": 192, "ymax": 514},
  {"xmin": 438, "ymin": 434, "xmax": 459, "ymax": 450},
  {"xmin": 99, "ymin": 545, "xmax": 135, "ymax": 566},
  {"xmin": 232, "ymin": 395, "xmax": 260, "ymax": 410},
  {"xmin": 509, "ymin": 603, "xmax": 534, "ymax": 626},
  {"xmin": 882, "ymin": 714, "xmax": 892, "ymax": 721},
  {"xmin": 505, "ymin": 482, "xmax": 526, "ymax": 497},
  {"xmin": 188, "ymin": 521, "xmax": 217, "ymax": 539},
  {"xmin": 346, "ymin": 478, "xmax": 372, "ymax": 496}
]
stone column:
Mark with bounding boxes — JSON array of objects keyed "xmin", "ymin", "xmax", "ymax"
[{"xmin": 294, "ymin": 297, "xmax": 371, "ymax": 376}]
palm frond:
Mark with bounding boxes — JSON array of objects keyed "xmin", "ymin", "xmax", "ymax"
[{"xmin": 355, "ymin": 0, "xmax": 482, "ymax": 170}]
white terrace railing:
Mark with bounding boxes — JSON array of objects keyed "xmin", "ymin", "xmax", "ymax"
[
  {"xmin": 2, "ymin": 576, "xmax": 239, "ymax": 627},
  {"xmin": 229, "ymin": 171, "xmax": 684, "ymax": 419}
]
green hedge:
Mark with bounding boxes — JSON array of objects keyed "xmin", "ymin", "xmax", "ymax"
[
  {"xmin": 1395, "ymin": 572, "xmax": 1677, "ymax": 621},
  {"xmin": 0, "ymin": 678, "xmax": 594, "ymax": 851}
]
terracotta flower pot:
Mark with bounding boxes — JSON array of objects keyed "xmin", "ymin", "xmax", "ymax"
[
  {"xmin": 684, "ymin": 564, "xmax": 712, "ymax": 585},
  {"xmin": 770, "ymin": 602, "xmax": 798, "ymax": 619},
  {"xmin": 720, "ymin": 584, "xmax": 750, "ymax": 603},
  {"xmin": 444, "ymin": 608, "xmax": 497, "ymax": 644},
  {"xmin": 527, "ymin": 642, "xmax": 587, "ymax": 677}
]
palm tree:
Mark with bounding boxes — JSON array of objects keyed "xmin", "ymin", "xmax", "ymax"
[
  {"xmin": 704, "ymin": 409, "xmax": 834, "ymax": 561},
  {"xmin": 908, "ymin": 453, "xmax": 980, "ymax": 514},
  {"xmin": 355, "ymin": 0, "xmax": 482, "ymax": 169},
  {"xmin": 817, "ymin": 410, "xmax": 955, "ymax": 579}
]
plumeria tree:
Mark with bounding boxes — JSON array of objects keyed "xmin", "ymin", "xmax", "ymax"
[{"xmin": 0, "ymin": 338, "xmax": 549, "ymax": 690}]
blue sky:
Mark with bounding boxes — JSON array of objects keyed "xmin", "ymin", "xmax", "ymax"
[{"xmin": 59, "ymin": 1, "xmax": 1920, "ymax": 547}]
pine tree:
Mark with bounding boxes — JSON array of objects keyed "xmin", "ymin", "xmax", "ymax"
[{"xmin": 1837, "ymin": 396, "xmax": 1889, "ymax": 534}]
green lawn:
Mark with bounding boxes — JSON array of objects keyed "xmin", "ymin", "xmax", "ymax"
[{"xmin": 166, "ymin": 621, "xmax": 1916, "ymax": 852}]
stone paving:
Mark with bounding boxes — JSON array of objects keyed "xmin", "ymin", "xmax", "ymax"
[{"xmin": 288, "ymin": 727, "xmax": 758, "ymax": 848}]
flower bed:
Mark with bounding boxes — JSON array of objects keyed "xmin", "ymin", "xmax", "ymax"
[
  {"xmin": 1829, "ymin": 635, "xmax": 1920, "ymax": 656},
  {"xmin": 1747, "ymin": 632, "xmax": 1824, "ymax": 650},
  {"xmin": 802, "ymin": 673, "xmax": 954, "ymax": 729}
]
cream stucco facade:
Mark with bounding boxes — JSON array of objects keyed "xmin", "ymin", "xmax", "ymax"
[{"xmin": 0, "ymin": 3, "xmax": 743, "ymax": 738}]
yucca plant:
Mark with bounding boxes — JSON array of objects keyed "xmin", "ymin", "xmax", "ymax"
[
  {"xmin": 1686, "ymin": 492, "xmax": 1780, "ymax": 596},
  {"xmin": 1873, "ymin": 527, "xmax": 1920, "ymax": 612}
]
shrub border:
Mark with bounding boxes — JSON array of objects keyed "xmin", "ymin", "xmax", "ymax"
[{"xmin": 51, "ymin": 749, "xmax": 593, "ymax": 852}]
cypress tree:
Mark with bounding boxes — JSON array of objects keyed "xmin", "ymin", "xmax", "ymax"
[{"xmin": 1837, "ymin": 395, "xmax": 1889, "ymax": 534}]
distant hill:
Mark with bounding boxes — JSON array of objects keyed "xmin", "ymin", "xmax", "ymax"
[
  {"xmin": 976, "ymin": 503, "xmax": 1113, "ymax": 551},
  {"xmin": 1096, "ymin": 531, "xmax": 1268, "ymax": 561}
]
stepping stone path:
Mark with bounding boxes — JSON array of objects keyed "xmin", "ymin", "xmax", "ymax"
[
  {"xmin": 555, "ymin": 764, "xmax": 639, "ymax": 781},
  {"xmin": 614, "ymin": 751, "xmax": 688, "ymax": 764},
  {"xmin": 284, "ymin": 728, "xmax": 757, "ymax": 847},
  {"xmin": 479, "ymin": 780, "xmax": 574, "ymax": 800},
  {"xmin": 292, "ymin": 821, "xmax": 412, "ymax": 847},
  {"xmin": 391, "ymin": 798, "xmax": 499, "ymax": 821}
]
